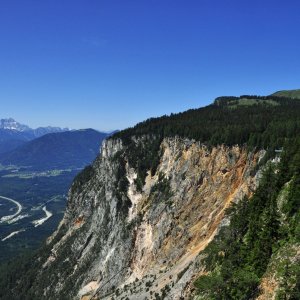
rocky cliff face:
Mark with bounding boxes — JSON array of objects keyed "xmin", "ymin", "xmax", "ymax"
[{"xmin": 33, "ymin": 137, "xmax": 264, "ymax": 300}]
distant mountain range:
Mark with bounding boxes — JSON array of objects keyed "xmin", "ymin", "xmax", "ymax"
[
  {"xmin": 0, "ymin": 118, "xmax": 112, "ymax": 170},
  {"xmin": 0, "ymin": 129, "xmax": 108, "ymax": 170},
  {"xmin": 0, "ymin": 118, "xmax": 69, "ymax": 154}
]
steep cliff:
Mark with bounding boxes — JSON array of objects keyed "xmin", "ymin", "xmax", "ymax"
[{"xmin": 17, "ymin": 136, "xmax": 263, "ymax": 300}]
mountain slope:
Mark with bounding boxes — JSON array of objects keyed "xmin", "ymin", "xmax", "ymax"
[
  {"xmin": 0, "ymin": 130, "xmax": 29, "ymax": 154},
  {"xmin": 0, "ymin": 93, "xmax": 299, "ymax": 300},
  {"xmin": 0, "ymin": 129, "xmax": 108, "ymax": 170}
]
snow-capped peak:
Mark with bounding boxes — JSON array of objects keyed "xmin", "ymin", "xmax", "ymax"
[{"xmin": 0, "ymin": 118, "xmax": 30, "ymax": 132}]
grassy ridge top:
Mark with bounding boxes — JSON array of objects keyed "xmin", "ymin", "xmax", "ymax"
[
  {"xmin": 271, "ymin": 89, "xmax": 300, "ymax": 99},
  {"xmin": 214, "ymin": 96, "xmax": 279, "ymax": 107}
]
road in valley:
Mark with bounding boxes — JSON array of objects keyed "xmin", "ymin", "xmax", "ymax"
[
  {"xmin": 32, "ymin": 206, "xmax": 53, "ymax": 227},
  {"xmin": 0, "ymin": 195, "xmax": 22, "ymax": 223}
]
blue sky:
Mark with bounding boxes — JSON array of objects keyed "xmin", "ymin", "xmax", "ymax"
[{"xmin": 1, "ymin": 0, "xmax": 300, "ymax": 131}]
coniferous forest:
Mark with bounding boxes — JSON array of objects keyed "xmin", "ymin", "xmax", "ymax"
[{"xmin": 114, "ymin": 95, "xmax": 300, "ymax": 150}]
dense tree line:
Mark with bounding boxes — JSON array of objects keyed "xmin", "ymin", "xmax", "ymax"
[{"xmin": 113, "ymin": 95, "xmax": 300, "ymax": 150}]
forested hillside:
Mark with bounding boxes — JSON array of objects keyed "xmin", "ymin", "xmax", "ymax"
[{"xmin": 114, "ymin": 95, "xmax": 300, "ymax": 149}]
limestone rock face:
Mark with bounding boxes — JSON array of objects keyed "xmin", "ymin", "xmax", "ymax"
[{"xmin": 34, "ymin": 137, "xmax": 264, "ymax": 300}]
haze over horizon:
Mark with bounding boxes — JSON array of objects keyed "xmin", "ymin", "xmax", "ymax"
[{"xmin": 1, "ymin": 0, "xmax": 300, "ymax": 131}]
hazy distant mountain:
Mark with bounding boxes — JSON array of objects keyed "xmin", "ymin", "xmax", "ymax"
[
  {"xmin": 0, "ymin": 118, "xmax": 68, "ymax": 135},
  {"xmin": 0, "ymin": 129, "xmax": 108, "ymax": 170},
  {"xmin": 0, "ymin": 118, "xmax": 69, "ymax": 154},
  {"xmin": 33, "ymin": 126, "xmax": 69, "ymax": 137}
]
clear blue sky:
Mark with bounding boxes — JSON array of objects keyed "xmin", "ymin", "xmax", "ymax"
[{"xmin": 1, "ymin": 0, "xmax": 300, "ymax": 131}]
